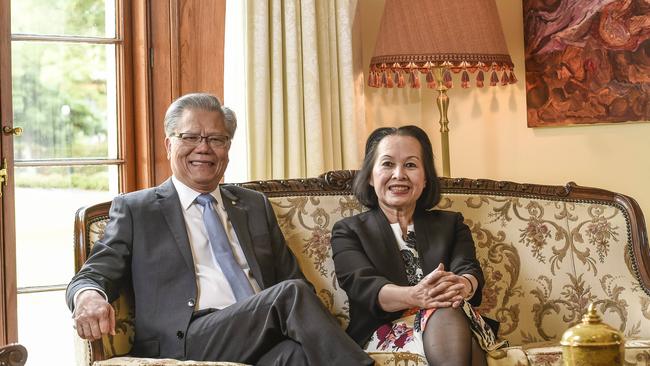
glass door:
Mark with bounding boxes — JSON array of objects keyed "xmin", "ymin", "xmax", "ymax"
[{"xmin": 9, "ymin": 0, "xmax": 127, "ymax": 363}]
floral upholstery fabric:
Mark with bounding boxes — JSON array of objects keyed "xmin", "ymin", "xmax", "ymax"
[
  {"xmin": 441, "ymin": 194, "xmax": 650, "ymax": 345},
  {"xmin": 77, "ymin": 190, "xmax": 650, "ymax": 366},
  {"xmin": 366, "ymin": 352, "xmax": 427, "ymax": 365},
  {"xmin": 271, "ymin": 195, "xmax": 358, "ymax": 328}
]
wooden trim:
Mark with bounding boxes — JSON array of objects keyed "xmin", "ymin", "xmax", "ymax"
[
  {"xmin": 615, "ymin": 192, "xmax": 650, "ymax": 292},
  {"xmin": 117, "ymin": 0, "xmax": 136, "ymax": 193},
  {"xmin": 0, "ymin": 343, "xmax": 26, "ymax": 365},
  {"xmin": 150, "ymin": 0, "xmax": 174, "ymax": 185},
  {"xmin": 0, "ymin": 0, "xmax": 17, "ymax": 345},
  {"xmin": 74, "ymin": 202, "xmax": 112, "ymax": 272},
  {"xmin": 131, "ymin": 0, "xmax": 155, "ymax": 190},
  {"xmin": 11, "ymin": 34, "xmax": 120, "ymax": 44},
  {"xmin": 169, "ymin": 0, "xmax": 181, "ymax": 99},
  {"xmin": 17, "ymin": 284, "xmax": 67, "ymax": 294},
  {"xmin": 14, "ymin": 159, "xmax": 125, "ymax": 167},
  {"xmin": 178, "ymin": 0, "xmax": 226, "ymax": 98}
]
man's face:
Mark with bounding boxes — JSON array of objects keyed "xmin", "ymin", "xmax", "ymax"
[{"xmin": 165, "ymin": 108, "xmax": 230, "ymax": 193}]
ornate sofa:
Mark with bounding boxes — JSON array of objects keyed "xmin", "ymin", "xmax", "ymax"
[{"xmin": 73, "ymin": 170, "xmax": 650, "ymax": 366}]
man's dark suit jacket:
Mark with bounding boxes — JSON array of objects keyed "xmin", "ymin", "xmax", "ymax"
[
  {"xmin": 66, "ymin": 179, "xmax": 303, "ymax": 359},
  {"xmin": 331, "ymin": 208, "xmax": 484, "ymax": 346}
]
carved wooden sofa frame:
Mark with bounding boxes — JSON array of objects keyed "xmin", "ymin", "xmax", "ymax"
[{"xmin": 0, "ymin": 343, "xmax": 28, "ymax": 366}]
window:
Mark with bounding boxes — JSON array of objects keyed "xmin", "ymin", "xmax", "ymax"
[{"xmin": 10, "ymin": 0, "xmax": 130, "ymax": 363}]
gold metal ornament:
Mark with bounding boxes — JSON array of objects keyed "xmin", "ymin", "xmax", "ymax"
[{"xmin": 560, "ymin": 303, "xmax": 624, "ymax": 366}]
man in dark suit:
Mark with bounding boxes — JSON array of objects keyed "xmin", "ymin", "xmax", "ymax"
[{"xmin": 66, "ymin": 93, "xmax": 374, "ymax": 365}]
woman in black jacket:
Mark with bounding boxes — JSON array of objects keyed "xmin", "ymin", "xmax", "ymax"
[{"xmin": 331, "ymin": 126, "xmax": 505, "ymax": 365}]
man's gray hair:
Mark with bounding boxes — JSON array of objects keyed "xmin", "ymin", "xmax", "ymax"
[{"xmin": 164, "ymin": 93, "xmax": 237, "ymax": 137}]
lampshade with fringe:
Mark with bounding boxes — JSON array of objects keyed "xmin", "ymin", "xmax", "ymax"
[{"xmin": 368, "ymin": 0, "xmax": 516, "ymax": 177}]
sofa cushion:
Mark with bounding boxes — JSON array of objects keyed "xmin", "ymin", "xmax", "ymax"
[{"xmin": 270, "ymin": 194, "xmax": 363, "ymax": 327}]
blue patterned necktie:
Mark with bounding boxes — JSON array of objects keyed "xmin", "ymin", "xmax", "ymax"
[{"xmin": 195, "ymin": 193, "xmax": 254, "ymax": 301}]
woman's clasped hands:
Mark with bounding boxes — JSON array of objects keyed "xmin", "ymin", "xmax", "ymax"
[{"xmin": 410, "ymin": 263, "xmax": 471, "ymax": 309}]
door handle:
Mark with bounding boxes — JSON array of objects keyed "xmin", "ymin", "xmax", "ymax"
[
  {"xmin": 3, "ymin": 126, "xmax": 23, "ymax": 136},
  {"xmin": 1, "ymin": 126, "xmax": 21, "ymax": 197},
  {"xmin": 0, "ymin": 159, "xmax": 7, "ymax": 198}
]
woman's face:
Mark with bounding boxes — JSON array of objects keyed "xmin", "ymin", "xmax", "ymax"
[{"xmin": 370, "ymin": 135, "xmax": 426, "ymax": 215}]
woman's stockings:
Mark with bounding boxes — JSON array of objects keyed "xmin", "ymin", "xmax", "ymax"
[{"xmin": 422, "ymin": 307, "xmax": 487, "ymax": 366}]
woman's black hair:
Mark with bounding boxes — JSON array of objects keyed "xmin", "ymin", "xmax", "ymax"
[{"xmin": 352, "ymin": 125, "xmax": 441, "ymax": 210}]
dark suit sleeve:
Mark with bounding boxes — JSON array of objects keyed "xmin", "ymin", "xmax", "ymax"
[
  {"xmin": 262, "ymin": 195, "xmax": 304, "ymax": 282},
  {"xmin": 66, "ymin": 195, "xmax": 132, "ymax": 311},
  {"xmin": 448, "ymin": 212, "xmax": 484, "ymax": 306},
  {"xmin": 331, "ymin": 219, "xmax": 399, "ymax": 321}
]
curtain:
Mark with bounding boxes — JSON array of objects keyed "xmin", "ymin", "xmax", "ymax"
[{"xmin": 246, "ymin": 0, "xmax": 363, "ymax": 180}]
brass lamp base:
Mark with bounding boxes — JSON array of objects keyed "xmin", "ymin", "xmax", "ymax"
[{"xmin": 433, "ymin": 68, "xmax": 450, "ymax": 177}]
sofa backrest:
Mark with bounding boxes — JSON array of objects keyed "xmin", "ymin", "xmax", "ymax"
[
  {"xmin": 75, "ymin": 170, "xmax": 650, "ymax": 360},
  {"xmin": 249, "ymin": 171, "xmax": 650, "ymax": 345}
]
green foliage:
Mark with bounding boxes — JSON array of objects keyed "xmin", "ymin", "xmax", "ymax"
[
  {"xmin": 12, "ymin": 0, "xmax": 109, "ymax": 37},
  {"xmin": 15, "ymin": 166, "xmax": 109, "ymax": 191},
  {"xmin": 12, "ymin": 41, "xmax": 110, "ymax": 160}
]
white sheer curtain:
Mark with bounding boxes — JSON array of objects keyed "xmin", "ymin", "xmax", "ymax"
[
  {"xmin": 224, "ymin": 0, "xmax": 248, "ymax": 183},
  {"xmin": 245, "ymin": 0, "xmax": 362, "ymax": 180}
]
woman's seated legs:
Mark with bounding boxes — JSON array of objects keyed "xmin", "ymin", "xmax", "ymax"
[{"xmin": 422, "ymin": 307, "xmax": 486, "ymax": 366}]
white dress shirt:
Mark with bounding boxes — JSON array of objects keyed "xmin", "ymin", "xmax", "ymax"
[{"xmin": 172, "ymin": 176, "xmax": 261, "ymax": 310}]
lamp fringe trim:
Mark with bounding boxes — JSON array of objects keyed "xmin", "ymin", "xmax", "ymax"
[{"xmin": 368, "ymin": 59, "xmax": 516, "ymax": 89}]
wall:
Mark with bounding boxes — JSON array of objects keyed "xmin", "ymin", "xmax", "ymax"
[{"xmin": 359, "ymin": 0, "xmax": 650, "ymax": 231}]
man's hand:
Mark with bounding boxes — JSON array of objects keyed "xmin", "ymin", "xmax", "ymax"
[{"xmin": 73, "ymin": 290, "xmax": 115, "ymax": 340}]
